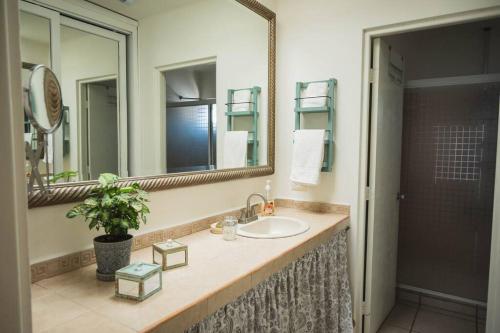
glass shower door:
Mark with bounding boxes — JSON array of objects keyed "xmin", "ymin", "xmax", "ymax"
[{"xmin": 398, "ymin": 82, "xmax": 499, "ymax": 302}]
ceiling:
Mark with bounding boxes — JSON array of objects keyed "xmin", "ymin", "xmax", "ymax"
[{"xmin": 86, "ymin": 0, "xmax": 204, "ymax": 20}]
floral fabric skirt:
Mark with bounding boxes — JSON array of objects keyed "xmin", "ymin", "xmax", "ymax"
[{"xmin": 187, "ymin": 229, "xmax": 353, "ymax": 333}]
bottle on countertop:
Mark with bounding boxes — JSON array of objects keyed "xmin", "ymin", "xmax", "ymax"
[{"xmin": 262, "ymin": 179, "xmax": 275, "ymax": 216}]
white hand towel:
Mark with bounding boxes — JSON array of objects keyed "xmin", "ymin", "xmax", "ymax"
[
  {"xmin": 223, "ymin": 131, "xmax": 248, "ymax": 168},
  {"xmin": 301, "ymin": 82, "xmax": 328, "ymax": 108},
  {"xmin": 290, "ymin": 129, "xmax": 325, "ymax": 186},
  {"xmin": 232, "ymin": 90, "xmax": 251, "ymax": 112}
]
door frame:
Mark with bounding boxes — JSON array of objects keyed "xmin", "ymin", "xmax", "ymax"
[
  {"xmin": 357, "ymin": 6, "xmax": 500, "ymax": 333},
  {"xmin": 0, "ymin": 1, "xmax": 32, "ymax": 331},
  {"xmin": 155, "ymin": 56, "xmax": 217, "ymax": 173},
  {"xmin": 77, "ymin": 75, "xmax": 119, "ymax": 180}
]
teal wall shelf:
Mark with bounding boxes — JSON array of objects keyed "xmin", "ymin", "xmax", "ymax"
[
  {"xmin": 294, "ymin": 78, "xmax": 336, "ymax": 172},
  {"xmin": 225, "ymin": 86, "xmax": 261, "ymax": 166}
]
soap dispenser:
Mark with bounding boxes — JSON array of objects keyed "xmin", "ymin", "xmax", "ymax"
[{"xmin": 263, "ymin": 179, "xmax": 275, "ymax": 216}]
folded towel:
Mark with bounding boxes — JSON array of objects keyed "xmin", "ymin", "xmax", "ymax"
[
  {"xmin": 223, "ymin": 131, "xmax": 248, "ymax": 168},
  {"xmin": 290, "ymin": 129, "xmax": 325, "ymax": 186},
  {"xmin": 232, "ymin": 90, "xmax": 251, "ymax": 112},
  {"xmin": 301, "ymin": 82, "xmax": 328, "ymax": 108}
]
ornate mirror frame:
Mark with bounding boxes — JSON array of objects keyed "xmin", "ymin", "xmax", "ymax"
[{"xmin": 28, "ymin": 0, "xmax": 276, "ymax": 208}]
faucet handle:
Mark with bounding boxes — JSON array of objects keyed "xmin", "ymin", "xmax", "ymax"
[{"xmin": 238, "ymin": 208, "xmax": 246, "ymax": 223}]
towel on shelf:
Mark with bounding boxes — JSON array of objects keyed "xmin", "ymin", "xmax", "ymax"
[
  {"xmin": 223, "ymin": 131, "xmax": 248, "ymax": 168},
  {"xmin": 232, "ymin": 90, "xmax": 251, "ymax": 112},
  {"xmin": 290, "ymin": 129, "xmax": 325, "ymax": 186},
  {"xmin": 300, "ymin": 82, "xmax": 328, "ymax": 108}
]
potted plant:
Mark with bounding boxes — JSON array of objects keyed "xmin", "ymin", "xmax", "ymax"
[{"xmin": 66, "ymin": 173, "xmax": 150, "ymax": 281}]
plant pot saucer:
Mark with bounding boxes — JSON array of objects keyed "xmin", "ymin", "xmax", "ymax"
[{"xmin": 96, "ymin": 269, "xmax": 116, "ymax": 281}]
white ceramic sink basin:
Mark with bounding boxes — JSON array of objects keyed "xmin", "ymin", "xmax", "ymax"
[{"xmin": 237, "ymin": 216, "xmax": 309, "ymax": 239}]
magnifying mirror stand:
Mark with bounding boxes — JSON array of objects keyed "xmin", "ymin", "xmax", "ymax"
[
  {"xmin": 25, "ymin": 133, "xmax": 52, "ymax": 195},
  {"xmin": 23, "ymin": 64, "xmax": 63, "ymax": 197}
]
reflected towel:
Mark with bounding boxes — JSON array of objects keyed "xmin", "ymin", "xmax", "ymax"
[
  {"xmin": 290, "ymin": 129, "xmax": 325, "ymax": 186},
  {"xmin": 232, "ymin": 90, "xmax": 251, "ymax": 112},
  {"xmin": 301, "ymin": 82, "xmax": 328, "ymax": 108},
  {"xmin": 223, "ymin": 131, "xmax": 248, "ymax": 168}
]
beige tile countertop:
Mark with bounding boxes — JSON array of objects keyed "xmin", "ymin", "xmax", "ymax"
[{"xmin": 31, "ymin": 207, "xmax": 349, "ymax": 333}]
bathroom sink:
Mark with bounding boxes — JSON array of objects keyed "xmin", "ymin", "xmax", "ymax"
[{"xmin": 237, "ymin": 216, "xmax": 309, "ymax": 239}]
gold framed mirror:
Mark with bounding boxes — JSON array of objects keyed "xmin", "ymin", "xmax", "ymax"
[{"xmin": 22, "ymin": 0, "xmax": 275, "ymax": 208}]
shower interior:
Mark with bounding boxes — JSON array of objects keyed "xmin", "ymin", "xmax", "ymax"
[{"xmin": 378, "ymin": 18, "xmax": 500, "ymax": 332}]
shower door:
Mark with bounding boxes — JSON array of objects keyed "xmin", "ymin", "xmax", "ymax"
[{"xmin": 398, "ymin": 82, "xmax": 500, "ymax": 302}]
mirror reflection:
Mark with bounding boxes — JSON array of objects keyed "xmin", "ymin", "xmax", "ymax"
[
  {"xmin": 165, "ymin": 62, "xmax": 217, "ymax": 173},
  {"xmin": 20, "ymin": 0, "xmax": 269, "ymax": 185},
  {"xmin": 60, "ymin": 24, "xmax": 121, "ymax": 180}
]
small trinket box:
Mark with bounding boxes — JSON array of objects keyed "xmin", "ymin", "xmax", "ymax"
[
  {"xmin": 153, "ymin": 239, "xmax": 188, "ymax": 271},
  {"xmin": 115, "ymin": 262, "xmax": 162, "ymax": 301}
]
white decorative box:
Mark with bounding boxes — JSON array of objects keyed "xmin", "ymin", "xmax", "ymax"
[
  {"xmin": 152, "ymin": 239, "xmax": 188, "ymax": 271},
  {"xmin": 115, "ymin": 262, "xmax": 162, "ymax": 301}
]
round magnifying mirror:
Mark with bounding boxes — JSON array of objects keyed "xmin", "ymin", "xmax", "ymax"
[{"xmin": 25, "ymin": 65, "xmax": 63, "ymax": 134}]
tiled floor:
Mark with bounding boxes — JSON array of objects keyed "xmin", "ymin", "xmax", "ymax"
[{"xmin": 378, "ymin": 301, "xmax": 485, "ymax": 333}]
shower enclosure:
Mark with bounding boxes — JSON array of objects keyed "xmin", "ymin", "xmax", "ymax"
[{"xmin": 397, "ymin": 81, "xmax": 499, "ymax": 303}]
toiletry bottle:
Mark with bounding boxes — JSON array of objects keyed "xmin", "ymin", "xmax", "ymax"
[{"xmin": 263, "ymin": 180, "xmax": 275, "ymax": 216}]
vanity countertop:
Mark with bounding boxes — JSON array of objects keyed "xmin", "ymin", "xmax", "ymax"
[{"xmin": 31, "ymin": 207, "xmax": 349, "ymax": 333}]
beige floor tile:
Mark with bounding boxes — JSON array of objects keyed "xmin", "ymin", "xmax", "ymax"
[
  {"xmin": 54, "ymin": 281, "xmax": 116, "ymax": 309},
  {"xmin": 412, "ymin": 308, "xmax": 476, "ymax": 333},
  {"xmin": 93, "ymin": 296, "xmax": 157, "ymax": 331},
  {"xmin": 36, "ymin": 264, "xmax": 96, "ymax": 291},
  {"xmin": 40, "ymin": 311, "xmax": 135, "ymax": 333},
  {"xmin": 31, "ymin": 284, "xmax": 52, "ymax": 300},
  {"xmin": 377, "ymin": 323, "xmax": 409, "ymax": 333},
  {"xmin": 32, "ymin": 293, "xmax": 89, "ymax": 333},
  {"xmin": 384, "ymin": 302, "xmax": 417, "ymax": 330}
]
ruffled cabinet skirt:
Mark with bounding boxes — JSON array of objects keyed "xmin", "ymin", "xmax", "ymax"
[{"xmin": 187, "ymin": 229, "xmax": 353, "ymax": 333}]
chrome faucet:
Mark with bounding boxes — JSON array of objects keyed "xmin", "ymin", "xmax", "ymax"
[{"xmin": 239, "ymin": 193, "xmax": 267, "ymax": 224}]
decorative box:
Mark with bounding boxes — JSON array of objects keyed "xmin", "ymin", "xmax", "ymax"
[
  {"xmin": 115, "ymin": 262, "xmax": 162, "ymax": 301},
  {"xmin": 152, "ymin": 239, "xmax": 188, "ymax": 271}
]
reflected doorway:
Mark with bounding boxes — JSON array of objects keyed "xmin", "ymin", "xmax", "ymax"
[
  {"xmin": 79, "ymin": 78, "xmax": 119, "ymax": 180},
  {"xmin": 163, "ymin": 61, "xmax": 217, "ymax": 173}
]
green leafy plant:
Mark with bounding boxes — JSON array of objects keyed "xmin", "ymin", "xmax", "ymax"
[
  {"xmin": 66, "ymin": 173, "xmax": 150, "ymax": 237},
  {"xmin": 50, "ymin": 170, "xmax": 78, "ymax": 183}
]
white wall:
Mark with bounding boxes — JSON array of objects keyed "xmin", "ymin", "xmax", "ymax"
[
  {"xmin": 20, "ymin": 38, "xmax": 49, "ymax": 67},
  {"xmin": 137, "ymin": 0, "xmax": 269, "ymax": 175},
  {"xmin": 272, "ymin": 0, "xmax": 500, "ymax": 328}
]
